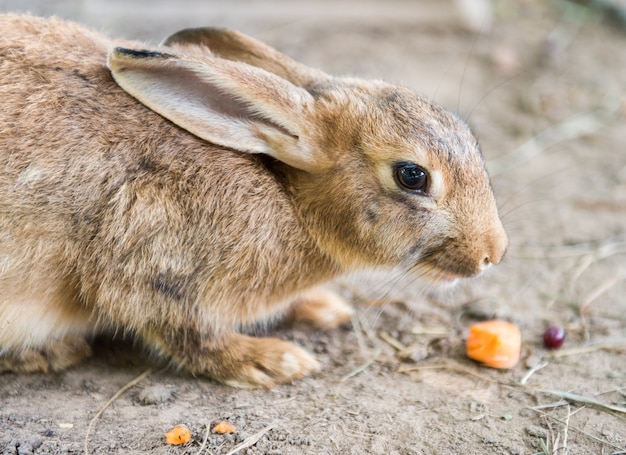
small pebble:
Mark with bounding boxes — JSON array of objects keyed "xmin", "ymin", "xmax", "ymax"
[
  {"xmin": 29, "ymin": 437, "xmax": 42, "ymax": 450},
  {"xmin": 235, "ymin": 431, "xmax": 250, "ymax": 444},
  {"xmin": 526, "ymin": 425, "xmax": 549, "ymax": 439},
  {"xmin": 461, "ymin": 299, "xmax": 499, "ymax": 321}
]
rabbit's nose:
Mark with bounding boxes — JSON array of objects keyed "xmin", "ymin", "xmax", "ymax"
[{"xmin": 481, "ymin": 224, "xmax": 508, "ymax": 270}]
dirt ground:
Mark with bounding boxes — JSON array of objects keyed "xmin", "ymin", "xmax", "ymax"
[{"xmin": 1, "ymin": 0, "xmax": 625, "ymax": 454}]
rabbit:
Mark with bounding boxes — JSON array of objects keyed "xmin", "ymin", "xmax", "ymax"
[{"xmin": 0, "ymin": 14, "xmax": 508, "ymax": 388}]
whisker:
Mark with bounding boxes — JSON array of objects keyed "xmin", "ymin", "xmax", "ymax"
[
  {"xmin": 360, "ymin": 265, "xmax": 435, "ymax": 331},
  {"xmin": 430, "ymin": 54, "xmax": 460, "ymax": 106},
  {"xmin": 343, "ymin": 250, "xmax": 442, "ymax": 331},
  {"xmin": 495, "ymin": 164, "xmax": 581, "ymax": 224},
  {"xmin": 464, "ymin": 69, "xmax": 530, "ymax": 122},
  {"xmin": 456, "ymin": 28, "xmax": 483, "ymax": 114}
]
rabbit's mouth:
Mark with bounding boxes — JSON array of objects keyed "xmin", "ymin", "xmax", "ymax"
[{"xmin": 417, "ymin": 247, "xmax": 492, "ymax": 282}]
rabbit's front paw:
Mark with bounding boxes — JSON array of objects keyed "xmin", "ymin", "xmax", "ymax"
[
  {"xmin": 204, "ymin": 334, "xmax": 320, "ymax": 388},
  {"xmin": 289, "ymin": 287, "xmax": 354, "ymax": 330}
]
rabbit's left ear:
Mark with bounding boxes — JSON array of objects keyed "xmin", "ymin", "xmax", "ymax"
[
  {"xmin": 162, "ymin": 27, "xmax": 327, "ymax": 88},
  {"xmin": 108, "ymin": 48, "xmax": 329, "ymax": 172}
]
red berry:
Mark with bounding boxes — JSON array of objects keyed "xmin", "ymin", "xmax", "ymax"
[{"xmin": 543, "ymin": 326, "xmax": 565, "ymax": 349}]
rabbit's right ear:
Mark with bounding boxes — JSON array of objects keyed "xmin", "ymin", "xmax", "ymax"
[
  {"xmin": 162, "ymin": 27, "xmax": 328, "ymax": 88},
  {"xmin": 108, "ymin": 48, "xmax": 330, "ymax": 172}
]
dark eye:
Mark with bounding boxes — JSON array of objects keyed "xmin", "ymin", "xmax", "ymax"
[{"xmin": 393, "ymin": 162, "xmax": 429, "ymax": 194}]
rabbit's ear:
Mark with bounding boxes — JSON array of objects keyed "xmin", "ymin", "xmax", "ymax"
[
  {"xmin": 162, "ymin": 28, "xmax": 327, "ymax": 88},
  {"xmin": 108, "ymin": 48, "xmax": 329, "ymax": 172}
]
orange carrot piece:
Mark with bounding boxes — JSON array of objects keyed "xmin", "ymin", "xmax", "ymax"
[
  {"xmin": 165, "ymin": 424, "xmax": 192, "ymax": 445},
  {"xmin": 466, "ymin": 320, "xmax": 521, "ymax": 369},
  {"xmin": 212, "ymin": 421, "xmax": 236, "ymax": 434}
]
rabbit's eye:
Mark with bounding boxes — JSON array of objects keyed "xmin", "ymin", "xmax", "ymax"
[{"xmin": 393, "ymin": 162, "xmax": 429, "ymax": 194}]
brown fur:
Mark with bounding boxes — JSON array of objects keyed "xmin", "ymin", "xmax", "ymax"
[{"xmin": 0, "ymin": 14, "xmax": 507, "ymax": 387}]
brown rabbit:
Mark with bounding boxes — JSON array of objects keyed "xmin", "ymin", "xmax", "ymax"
[{"xmin": 0, "ymin": 14, "xmax": 508, "ymax": 387}]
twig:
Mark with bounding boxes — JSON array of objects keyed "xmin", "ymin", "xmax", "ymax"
[
  {"xmin": 578, "ymin": 274, "xmax": 622, "ymax": 342},
  {"xmin": 398, "ymin": 364, "xmax": 449, "ymax": 374},
  {"xmin": 398, "ymin": 360, "xmax": 502, "ymax": 385},
  {"xmin": 349, "ymin": 312, "xmax": 368, "ymax": 355},
  {"xmin": 531, "ymin": 400, "xmax": 570, "ymax": 410},
  {"xmin": 572, "ymin": 241, "xmax": 626, "ymax": 281},
  {"xmin": 378, "ymin": 331, "xmax": 406, "ymax": 351},
  {"xmin": 543, "ymin": 414, "xmax": 555, "ymax": 453},
  {"xmin": 194, "ymin": 422, "xmax": 213, "ymax": 455},
  {"xmin": 580, "ymin": 274, "xmax": 623, "ymax": 312},
  {"xmin": 553, "ymin": 432, "xmax": 561, "ymax": 454},
  {"xmin": 520, "ymin": 361, "xmax": 549, "ymax": 385},
  {"xmin": 357, "ymin": 312, "xmax": 380, "ymax": 347},
  {"xmin": 538, "ymin": 389, "xmax": 626, "ymax": 414},
  {"xmin": 544, "ymin": 340, "xmax": 626, "ymax": 359},
  {"xmin": 412, "ymin": 326, "xmax": 449, "ymax": 336},
  {"xmin": 562, "ymin": 404, "xmax": 571, "ymax": 454},
  {"xmin": 225, "ymin": 423, "xmax": 274, "ymax": 455},
  {"xmin": 341, "ymin": 348, "xmax": 382, "ymax": 381},
  {"xmin": 84, "ymin": 368, "xmax": 152, "ymax": 455},
  {"xmin": 529, "ymin": 407, "xmax": 623, "ymax": 451}
]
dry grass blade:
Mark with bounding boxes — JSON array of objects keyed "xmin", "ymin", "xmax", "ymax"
[
  {"xmin": 531, "ymin": 401, "xmax": 570, "ymax": 411},
  {"xmin": 578, "ymin": 274, "xmax": 623, "ymax": 342},
  {"xmin": 378, "ymin": 331, "xmax": 406, "ymax": 351},
  {"xmin": 341, "ymin": 348, "xmax": 382, "ymax": 381},
  {"xmin": 399, "ymin": 360, "xmax": 505, "ymax": 385},
  {"xmin": 572, "ymin": 241, "xmax": 626, "ymax": 281},
  {"xmin": 529, "ymin": 407, "xmax": 623, "ymax": 451},
  {"xmin": 84, "ymin": 368, "xmax": 152, "ymax": 455},
  {"xmin": 224, "ymin": 423, "xmax": 274, "ymax": 455},
  {"xmin": 520, "ymin": 361, "xmax": 549, "ymax": 385},
  {"xmin": 349, "ymin": 312, "xmax": 368, "ymax": 355},
  {"xmin": 581, "ymin": 275, "xmax": 623, "ymax": 311},
  {"xmin": 195, "ymin": 422, "xmax": 214, "ymax": 455},
  {"xmin": 412, "ymin": 327, "xmax": 449, "ymax": 336},
  {"xmin": 538, "ymin": 389, "xmax": 626, "ymax": 414},
  {"xmin": 562, "ymin": 404, "xmax": 571, "ymax": 454},
  {"xmin": 544, "ymin": 340, "xmax": 626, "ymax": 359}
]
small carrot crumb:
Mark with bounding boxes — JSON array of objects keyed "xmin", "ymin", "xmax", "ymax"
[
  {"xmin": 466, "ymin": 320, "xmax": 521, "ymax": 369},
  {"xmin": 165, "ymin": 424, "xmax": 192, "ymax": 445},
  {"xmin": 212, "ymin": 421, "xmax": 236, "ymax": 434}
]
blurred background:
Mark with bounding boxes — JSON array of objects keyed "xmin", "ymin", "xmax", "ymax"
[
  {"xmin": 1, "ymin": 1, "xmax": 625, "ymax": 453},
  {"xmin": 0, "ymin": 0, "xmax": 535, "ymax": 114}
]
